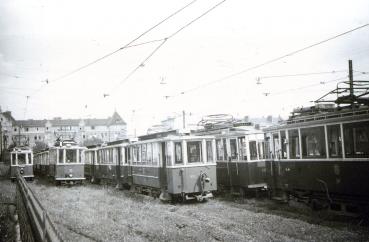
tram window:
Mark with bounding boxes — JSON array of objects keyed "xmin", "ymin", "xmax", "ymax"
[
  {"xmin": 301, "ymin": 126, "xmax": 326, "ymax": 158},
  {"xmin": 174, "ymin": 142, "xmax": 183, "ymax": 164},
  {"xmin": 17, "ymin": 154, "xmax": 26, "ymax": 165},
  {"xmin": 263, "ymin": 139, "xmax": 271, "ymax": 159},
  {"xmin": 125, "ymin": 148, "xmax": 130, "ymax": 164},
  {"xmin": 59, "ymin": 149, "xmax": 64, "ymax": 163},
  {"xmin": 152, "ymin": 143, "xmax": 159, "ymax": 165},
  {"xmin": 206, "ymin": 141, "xmax": 214, "ymax": 162},
  {"xmin": 137, "ymin": 146, "xmax": 141, "ymax": 163},
  {"xmin": 250, "ymin": 141, "xmax": 258, "ymax": 160},
  {"xmin": 96, "ymin": 150, "xmax": 100, "ymax": 164},
  {"xmin": 147, "ymin": 143, "xmax": 153, "ymax": 164},
  {"xmin": 12, "ymin": 154, "xmax": 16, "ymax": 165},
  {"xmin": 28, "ymin": 153, "xmax": 32, "ymax": 164},
  {"xmin": 230, "ymin": 139, "xmax": 238, "ymax": 160},
  {"xmin": 166, "ymin": 142, "xmax": 172, "ymax": 166},
  {"xmin": 288, "ymin": 129, "xmax": 300, "ymax": 159},
  {"xmin": 187, "ymin": 141, "xmax": 202, "ymax": 163},
  {"xmin": 66, "ymin": 150, "xmax": 77, "ymax": 163},
  {"xmin": 281, "ymin": 131, "xmax": 287, "ymax": 159},
  {"xmin": 132, "ymin": 147, "xmax": 138, "ymax": 164},
  {"xmin": 238, "ymin": 137, "xmax": 247, "ymax": 161},
  {"xmin": 343, "ymin": 121, "xmax": 369, "ymax": 158},
  {"xmin": 216, "ymin": 139, "xmax": 224, "ymax": 160},
  {"xmin": 78, "ymin": 150, "xmax": 82, "ymax": 163},
  {"xmin": 272, "ymin": 133, "xmax": 280, "ymax": 158},
  {"xmin": 109, "ymin": 149, "xmax": 114, "ymax": 164},
  {"xmin": 327, "ymin": 125, "xmax": 342, "ymax": 158},
  {"xmin": 222, "ymin": 138, "xmax": 228, "ymax": 160},
  {"xmin": 141, "ymin": 144, "xmax": 147, "ymax": 164},
  {"xmin": 258, "ymin": 142, "xmax": 263, "ymax": 159}
]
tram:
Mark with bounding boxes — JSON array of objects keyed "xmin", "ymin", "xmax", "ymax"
[
  {"xmin": 34, "ymin": 139, "xmax": 86, "ymax": 185},
  {"xmin": 194, "ymin": 116, "xmax": 272, "ymax": 196},
  {"xmin": 264, "ymin": 64, "xmax": 369, "ymax": 212},
  {"xmin": 10, "ymin": 146, "xmax": 34, "ymax": 181}
]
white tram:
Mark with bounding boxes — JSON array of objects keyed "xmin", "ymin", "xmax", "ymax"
[{"xmin": 10, "ymin": 146, "xmax": 34, "ymax": 181}]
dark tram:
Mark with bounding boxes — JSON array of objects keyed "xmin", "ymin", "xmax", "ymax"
[
  {"xmin": 265, "ymin": 62, "xmax": 369, "ymax": 213},
  {"xmin": 194, "ymin": 115, "xmax": 272, "ymax": 196}
]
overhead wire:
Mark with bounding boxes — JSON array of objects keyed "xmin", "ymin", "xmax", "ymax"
[
  {"xmin": 26, "ymin": 0, "xmax": 199, "ymax": 99},
  {"xmin": 105, "ymin": 0, "xmax": 227, "ymax": 95},
  {"xmin": 167, "ymin": 23, "xmax": 369, "ymax": 98}
]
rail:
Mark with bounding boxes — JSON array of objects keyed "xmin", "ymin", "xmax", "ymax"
[{"xmin": 15, "ymin": 172, "xmax": 64, "ymax": 242}]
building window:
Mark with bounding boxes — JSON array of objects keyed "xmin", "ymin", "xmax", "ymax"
[
  {"xmin": 34, "ymin": 136, "xmax": 37, "ymax": 140},
  {"xmin": 91, "ymin": 126, "xmax": 95, "ymax": 130},
  {"xmin": 26, "ymin": 128, "xmax": 29, "ymax": 132},
  {"xmin": 83, "ymin": 135, "xmax": 85, "ymax": 139},
  {"xmin": 46, "ymin": 127, "xmax": 49, "ymax": 130},
  {"xmin": 14, "ymin": 128, "xmax": 17, "ymax": 132},
  {"xmin": 36, "ymin": 128, "xmax": 38, "ymax": 131}
]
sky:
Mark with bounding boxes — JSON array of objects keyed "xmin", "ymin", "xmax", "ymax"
[{"xmin": 1, "ymin": 0, "xmax": 369, "ymax": 135}]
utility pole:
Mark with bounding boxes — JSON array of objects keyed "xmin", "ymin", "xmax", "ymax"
[
  {"xmin": 182, "ymin": 110, "xmax": 186, "ymax": 129},
  {"xmin": 348, "ymin": 59, "xmax": 354, "ymax": 107}
]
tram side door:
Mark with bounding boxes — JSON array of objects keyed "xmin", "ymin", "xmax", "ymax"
[{"xmin": 160, "ymin": 142, "xmax": 168, "ymax": 190}]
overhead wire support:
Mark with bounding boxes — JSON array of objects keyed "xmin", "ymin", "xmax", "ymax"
[{"xmin": 169, "ymin": 23, "xmax": 369, "ymax": 97}]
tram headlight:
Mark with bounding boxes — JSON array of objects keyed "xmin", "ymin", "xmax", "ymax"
[
  {"xmin": 69, "ymin": 173, "xmax": 73, "ymax": 178},
  {"xmin": 20, "ymin": 168, "xmax": 24, "ymax": 174},
  {"xmin": 204, "ymin": 177, "xmax": 210, "ymax": 183}
]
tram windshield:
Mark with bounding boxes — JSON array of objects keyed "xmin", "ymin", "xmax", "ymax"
[
  {"xmin": 187, "ymin": 141, "xmax": 202, "ymax": 163},
  {"xmin": 66, "ymin": 149, "xmax": 77, "ymax": 163},
  {"xmin": 12, "ymin": 154, "xmax": 16, "ymax": 165},
  {"xmin": 28, "ymin": 153, "xmax": 32, "ymax": 164},
  {"xmin": 18, "ymin": 154, "xmax": 26, "ymax": 165}
]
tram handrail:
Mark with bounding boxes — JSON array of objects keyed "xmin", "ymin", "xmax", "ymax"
[{"xmin": 16, "ymin": 172, "xmax": 64, "ymax": 242}]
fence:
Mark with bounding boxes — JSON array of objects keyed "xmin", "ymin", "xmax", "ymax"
[{"xmin": 16, "ymin": 172, "xmax": 64, "ymax": 242}]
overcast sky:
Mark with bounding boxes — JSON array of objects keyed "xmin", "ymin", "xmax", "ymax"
[{"xmin": 1, "ymin": 0, "xmax": 369, "ymax": 135}]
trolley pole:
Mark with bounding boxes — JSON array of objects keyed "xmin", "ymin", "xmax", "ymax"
[{"xmin": 348, "ymin": 59, "xmax": 354, "ymax": 105}]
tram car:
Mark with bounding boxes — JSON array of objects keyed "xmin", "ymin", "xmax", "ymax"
[
  {"xmin": 194, "ymin": 117, "xmax": 272, "ymax": 196},
  {"xmin": 86, "ymin": 130, "xmax": 217, "ymax": 202},
  {"xmin": 85, "ymin": 139, "xmax": 129, "ymax": 185},
  {"xmin": 10, "ymin": 146, "xmax": 34, "ymax": 181},
  {"xmin": 34, "ymin": 139, "xmax": 86, "ymax": 185},
  {"xmin": 264, "ymin": 73, "xmax": 369, "ymax": 213}
]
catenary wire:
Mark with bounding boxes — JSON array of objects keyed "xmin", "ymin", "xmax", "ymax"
[{"xmin": 168, "ymin": 23, "xmax": 369, "ymax": 98}]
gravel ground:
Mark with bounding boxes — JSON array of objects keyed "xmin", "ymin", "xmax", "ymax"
[
  {"xmin": 0, "ymin": 178, "xmax": 16, "ymax": 242},
  {"xmin": 28, "ymin": 179, "xmax": 369, "ymax": 242}
]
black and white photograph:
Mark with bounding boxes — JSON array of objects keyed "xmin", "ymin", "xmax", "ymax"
[{"xmin": 1, "ymin": 0, "xmax": 369, "ymax": 241}]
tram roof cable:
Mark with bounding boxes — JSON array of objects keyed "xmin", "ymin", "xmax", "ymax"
[{"xmin": 168, "ymin": 23, "xmax": 369, "ymax": 98}]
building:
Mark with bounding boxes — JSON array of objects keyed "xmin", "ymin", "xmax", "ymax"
[{"xmin": 0, "ymin": 110, "xmax": 127, "ymax": 150}]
